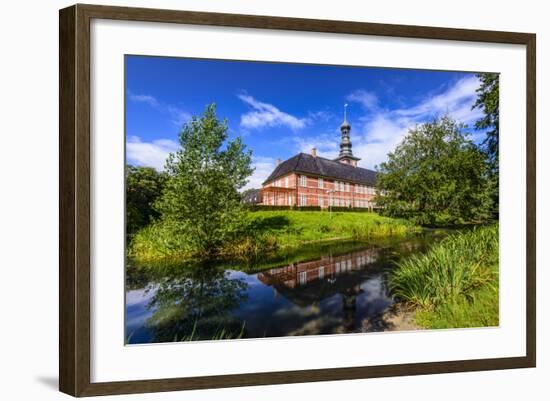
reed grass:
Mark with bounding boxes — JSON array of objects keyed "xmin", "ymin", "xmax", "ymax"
[{"xmin": 390, "ymin": 225, "xmax": 499, "ymax": 328}]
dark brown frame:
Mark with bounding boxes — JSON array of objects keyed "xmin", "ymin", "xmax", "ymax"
[{"xmin": 59, "ymin": 3, "xmax": 536, "ymax": 397}]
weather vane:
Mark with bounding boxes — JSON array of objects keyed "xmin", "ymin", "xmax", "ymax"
[{"xmin": 344, "ymin": 103, "xmax": 348, "ymax": 121}]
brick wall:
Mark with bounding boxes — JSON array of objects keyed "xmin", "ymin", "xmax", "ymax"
[{"xmin": 262, "ymin": 172, "xmax": 376, "ymax": 208}]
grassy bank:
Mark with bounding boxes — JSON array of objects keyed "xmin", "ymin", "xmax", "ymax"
[
  {"xmin": 390, "ymin": 225, "xmax": 499, "ymax": 329},
  {"xmin": 129, "ymin": 210, "xmax": 420, "ymax": 263},
  {"xmin": 245, "ymin": 210, "xmax": 419, "ymax": 247}
]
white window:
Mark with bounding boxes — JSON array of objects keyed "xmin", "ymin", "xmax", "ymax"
[
  {"xmin": 318, "ymin": 178, "xmax": 324, "ymax": 189},
  {"xmin": 288, "ymin": 195, "xmax": 293, "ymax": 205},
  {"xmin": 300, "ymin": 195, "xmax": 307, "ymax": 206},
  {"xmin": 340, "ymin": 181, "xmax": 345, "ymax": 192},
  {"xmin": 298, "ymin": 271, "xmax": 307, "ymax": 285},
  {"xmin": 285, "ymin": 176, "xmax": 289, "ymax": 188},
  {"xmin": 345, "ymin": 182, "xmax": 350, "ymax": 192},
  {"xmin": 299, "ymin": 175, "xmax": 307, "ymax": 187},
  {"xmin": 319, "ymin": 266, "xmax": 325, "ymax": 279},
  {"xmin": 318, "ymin": 196, "xmax": 324, "ymax": 208}
]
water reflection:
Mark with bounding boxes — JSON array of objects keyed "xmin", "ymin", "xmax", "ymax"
[
  {"xmin": 127, "ymin": 264, "xmax": 248, "ymax": 343},
  {"xmin": 126, "ymin": 233, "xmax": 443, "ymax": 344}
]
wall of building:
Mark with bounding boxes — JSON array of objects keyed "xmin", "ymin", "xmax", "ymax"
[{"xmin": 262, "ymin": 173, "xmax": 376, "ymax": 208}]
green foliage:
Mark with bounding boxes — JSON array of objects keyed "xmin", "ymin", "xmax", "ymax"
[
  {"xmin": 328, "ymin": 206, "xmax": 372, "ymax": 213},
  {"xmin": 390, "ymin": 225, "xmax": 499, "ymax": 328},
  {"xmin": 126, "ymin": 165, "xmax": 166, "ymax": 237},
  {"xmin": 129, "ymin": 264, "xmax": 248, "ymax": 343},
  {"xmin": 246, "ymin": 205, "xmax": 372, "ymax": 212},
  {"xmin": 472, "ymin": 72, "xmax": 499, "ymax": 170},
  {"xmin": 242, "ymin": 210, "xmax": 419, "ymax": 250},
  {"xmin": 154, "ymin": 104, "xmax": 253, "ymax": 258},
  {"xmin": 246, "ymin": 205, "xmax": 293, "ymax": 211},
  {"xmin": 375, "ymin": 116, "xmax": 494, "ymax": 225},
  {"xmin": 128, "ymin": 220, "xmax": 195, "ymax": 261},
  {"xmin": 129, "ymin": 210, "xmax": 420, "ymax": 263},
  {"xmin": 472, "ymin": 72, "xmax": 499, "ymax": 213},
  {"xmin": 415, "ymin": 280, "xmax": 499, "ymax": 329}
]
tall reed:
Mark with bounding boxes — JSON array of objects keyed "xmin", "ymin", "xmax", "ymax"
[{"xmin": 390, "ymin": 225, "xmax": 498, "ymax": 309}]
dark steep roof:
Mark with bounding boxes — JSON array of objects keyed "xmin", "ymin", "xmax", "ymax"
[{"xmin": 263, "ymin": 153, "xmax": 377, "ymax": 186}]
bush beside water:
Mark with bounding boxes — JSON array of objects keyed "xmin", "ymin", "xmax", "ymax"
[
  {"xmin": 390, "ymin": 225, "xmax": 499, "ymax": 328},
  {"xmin": 129, "ymin": 210, "xmax": 420, "ymax": 263}
]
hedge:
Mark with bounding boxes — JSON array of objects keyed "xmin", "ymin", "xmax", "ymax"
[{"xmin": 246, "ymin": 205, "xmax": 373, "ymax": 213}]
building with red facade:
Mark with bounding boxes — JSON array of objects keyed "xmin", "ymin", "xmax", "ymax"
[{"xmin": 260, "ymin": 110, "xmax": 378, "ymax": 209}]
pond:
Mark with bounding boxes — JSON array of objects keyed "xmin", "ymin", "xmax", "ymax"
[{"xmin": 125, "ymin": 231, "xmax": 447, "ymax": 344}]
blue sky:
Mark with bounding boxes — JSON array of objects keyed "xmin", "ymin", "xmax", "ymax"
[{"xmin": 126, "ymin": 55, "xmax": 485, "ymax": 189}]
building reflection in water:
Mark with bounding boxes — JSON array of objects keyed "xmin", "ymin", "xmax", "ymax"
[
  {"xmin": 258, "ymin": 248, "xmax": 379, "ymax": 290},
  {"xmin": 256, "ymin": 247, "xmax": 390, "ymax": 332},
  {"xmin": 126, "ymin": 236, "xmax": 435, "ymax": 343}
]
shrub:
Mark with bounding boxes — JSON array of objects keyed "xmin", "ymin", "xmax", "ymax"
[{"xmin": 390, "ymin": 225, "xmax": 498, "ymax": 309}]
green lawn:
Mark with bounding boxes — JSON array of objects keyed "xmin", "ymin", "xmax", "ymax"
[
  {"xmin": 129, "ymin": 210, "xmax": 420, "ymax": 262},
  {"xmin": 244, "ymin": 210, "xmax": 419, "ymax": 249}
]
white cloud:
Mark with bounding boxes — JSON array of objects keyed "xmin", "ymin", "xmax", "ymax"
[
  {"xmin": 346, "ymin": 90, "xmax": 379, "ymax": 111},
  {"xmin": 238, "ymin": 94, "xmax": 307, "ymax": 130},
  {"xmin": 293, "ymin": 134, "xmax": 339, "ymax": 160},
  {"xmin": 128, "ymin": 91, "xmax": 191, "ymax": 127},
  {"xmin": 352, "ymin": 116, "xmax": 409, "ymax": 169},
  {"xmin": 300, "ymin": 75, "xmax": 484, "ymax": 170},
  {"xmin": 167, "ymin": 106, "xmax": 192, "ymax": 126},
  {"xmin": 394, "ymin": 76, "xmax": 482, "ymax": 124},
  {"xmin": 242, "ymin": 156, "xmax": 277, "ymax": 190},
  {"xmin": 126, "ymin": 135, "xmax": 179, "ymax": 171},
  {"xmin": 128, "ymin": 92, "xmax": 160, "ymax": 108}
]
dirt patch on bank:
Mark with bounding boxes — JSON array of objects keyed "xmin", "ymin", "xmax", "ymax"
[{"xmin": 362, "ymin": 303, "xmax": 422, "ymax": 332}]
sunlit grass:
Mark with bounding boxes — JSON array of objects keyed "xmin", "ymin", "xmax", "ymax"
[
  {"xmin": 243, "ymin": 210, "xmax": 419, "ymax": 248},
  {"xmin": 390, "ymin": 225, "xmax": 499, "ymax": 328},
  {"xmin": 129, "ymin": 210, "xmax": 421, "ymax": 263}
]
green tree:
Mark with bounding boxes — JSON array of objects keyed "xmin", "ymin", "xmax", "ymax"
[
  {"xmin": 126, "ymin": 165, "xmax": 166, "ymax": 237},
  {"xmin": 375, "ymin": 116, "xmax": 493, "ymax": 226},
  {"xmin": 472, "ymin": 72, "xmax": 499, "ymax": 169},
  {"xmin": 472, "ymin": 73, "xmax": 499, "ymax": 213},
  {"xmin": 155, "ymin": 104, "xmax": 253, "ymax": 257}
]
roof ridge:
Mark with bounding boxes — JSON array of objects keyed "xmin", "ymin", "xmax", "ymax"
[
  {"xmin": 303, "ymin": 152, "xmax": 376, "ymax": 173},
  {"xmin": 262, "ymin": 151, "xmax": 377, "ymax": 186}
]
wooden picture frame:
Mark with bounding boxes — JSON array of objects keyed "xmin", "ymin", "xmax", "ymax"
[{"xmin": 59, "ymin": 3, "xmax": 536, "ymax": 397}]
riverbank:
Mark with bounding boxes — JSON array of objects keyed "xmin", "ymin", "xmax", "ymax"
[
  {"xmin": 390, "ymin": 225, "xmax": 499, "ymax": 329},
  {"xmin": 129, "ymin": 210, "xmax": 420, "ymax": 263}
]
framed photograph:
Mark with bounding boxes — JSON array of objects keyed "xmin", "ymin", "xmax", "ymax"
[{"xmin": 59, "ymin": 4, "xmax": 536, "ymax": 397}]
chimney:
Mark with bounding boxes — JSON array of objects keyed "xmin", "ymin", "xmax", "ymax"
[
  {"xmin": 276, "ymin": 158, "xmax": 282, "ymax": 166},
  {"xmin": 311, "ymin": 147, "xmax": 317, "ymax": 157}
]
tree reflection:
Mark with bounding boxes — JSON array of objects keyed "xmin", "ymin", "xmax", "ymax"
[{"xmin": 130, "ymin": 262, "xmax": 248, "ymax": 342}]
